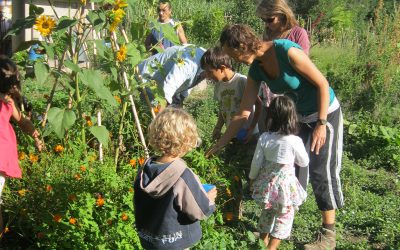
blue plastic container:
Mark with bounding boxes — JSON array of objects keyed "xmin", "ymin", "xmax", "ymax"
[
  {"xmin": 236, "ymin": 128, "xmax": 248, "ymax": 143},
  {"xmin": 202, "ymin": 183, "xmax": 215, "ymax": 192}
]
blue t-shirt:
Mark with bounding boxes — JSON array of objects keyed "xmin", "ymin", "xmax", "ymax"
[{"xmin": 249, "ymin": 39, "xmax": 335, "ymax": 115}]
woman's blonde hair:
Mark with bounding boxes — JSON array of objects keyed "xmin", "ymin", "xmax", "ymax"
[
  {"xmin": 256, "ymin": 0, "xmax": 298, "ymax": 40},
  {"xmin": 148, "ymin": 107, "xmax": 199, "ymax": 157}
]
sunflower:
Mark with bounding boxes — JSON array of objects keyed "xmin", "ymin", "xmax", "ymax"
[
  {"xmin": 114, "ymin": 0, "xmax": 128, "ymax": 10},
  {"xmin": 34, "ymin": 15, "xmax": 56, "ymax": 37},
  {"xmin": 109, "ymin": 8, "xmax": 126, "ymax": 32},
  {"xmin": 116, "ymin": 45, "xmax": 127, "ymax": 62}
]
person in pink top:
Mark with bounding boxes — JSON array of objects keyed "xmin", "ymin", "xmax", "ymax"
[
  {"xmin": 256, "ymin": 0, "xmax": 310, "ymax": 55},
  {"xmin": 0, "ymin": 55, "xmax": 43, "ymax": 230}
]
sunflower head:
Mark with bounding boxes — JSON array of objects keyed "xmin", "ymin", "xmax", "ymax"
[
  {"xmin": 116, "ymin": 45, "xmax": 127, "ymax": 62},
  {"xmin": 34, "ymin": 15, "xmax": 56, "ymax": 37}
]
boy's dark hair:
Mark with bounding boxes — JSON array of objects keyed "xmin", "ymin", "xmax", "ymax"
[
  {"xmin": 266, "ymin": 95, "xmax": 298, "ymax": 135},
  {"xmin": 159, "ymin": 0, "xmax": 171, "ymax": 8},
  {"xmin": 0, "ymin": 55, "xmax": 20, "ymax": 94},
  {"xmin": 200, "ymin": 46, "xmax": 232, "ymax": 70}
]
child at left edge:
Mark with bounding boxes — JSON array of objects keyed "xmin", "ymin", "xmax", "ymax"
[
  {"xmin": 134, "ymin": 108, "xmax": 217, "ymax": 249},
  {"xmin": 0, "ymin": 55, "xmax": 43, "ymax": 231}
]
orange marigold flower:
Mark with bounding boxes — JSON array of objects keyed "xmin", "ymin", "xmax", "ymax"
[
  {"xmin": 54, "ymin": 144, "xmax": 64, "ymax": 153},
  {"xmin": 69, "ymin": 217, "xmax": 77, "ymax": 225},
  {"xmin": 53, "ymin": 214, "xmax": 62, "ymax": 223},
  {"xmin": 96, "ymin": 197, "xmax": 105, "ymax": 207},
  {"xmin": 138, "ymin": 157, "xmax": 145, "ymax": 166},
  {"xmin": 4, "ymin": 227, "xmax": 9, "ymax": 233},
  {"xmin": 46, "ymin": 185, "xmax": 53, "ymax": 192},
  {"xmin": 153, "ymin": 106, "xmax": 159, "ymax": 114},
  {"xmin": 18, "ymin": 152, "xmax": 26, "ymax": 160},
  {"xmin": 18, "ymin": 189, "xmax": 27, "ymax": 196},
  {"xmin": 68, "ymin": 194, "xmax": 77, "ymax": 201},
  {"xmin": 233, "ymin": 176, "xmax": 240, "ymax": 182},
  {"xmin": 114, "ymin": 95, "xmax": 122, "ymax": 104},
  {"xmin": 87, "ymin": 120, "xmax": 93, "ymax": 127},
  {"xmin": 121, "ymin": 213, "xmax": 128, "ymax": 221},
  {"xmin": 80, "ymin": 165, "xmax": 86, "ymax": 172},
  {"xmin": 37, "ymin": 232, "xmax": 45, "ymax": 239},
  {"xmin": 29, "ymin": 153, "xmax": 39, "ymax": 163},
  {"xmin": 225, "ymin": 212, "xmax": 234, "ymax": 221},
  {"xmin": 128, "ymin": 188, "xmax": 134, "ymax": 193},
  {"xmin": 74, "ymin": 173, "xmax": 82, "ymax": 180},
  {"xmin": 129, "ymin": 159, "xmax": 137, "ymax": 167}
]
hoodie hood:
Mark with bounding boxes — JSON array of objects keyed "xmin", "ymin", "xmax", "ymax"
[{"xmin": 139, "ymin": 157, "xmax": 186, "ymax": 198}]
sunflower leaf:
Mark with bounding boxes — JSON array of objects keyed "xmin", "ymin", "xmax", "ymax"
[{"xmin": 56, "ymin": 17, "xmax": 78, "ymax": 32}]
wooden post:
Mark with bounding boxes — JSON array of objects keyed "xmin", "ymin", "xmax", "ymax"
[{"xmin": 111, "ymin": 32, "xmax": 149, "ymax": 158}]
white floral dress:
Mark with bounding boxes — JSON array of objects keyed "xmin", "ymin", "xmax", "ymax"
[{"xmin": 249, "ymin": 132, "xmax": 309, "ymax": 213}]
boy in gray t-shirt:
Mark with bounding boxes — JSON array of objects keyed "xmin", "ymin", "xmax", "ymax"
[{"xmin": 201, "ymin": 47, "xmax": 261, "ymax": 219}]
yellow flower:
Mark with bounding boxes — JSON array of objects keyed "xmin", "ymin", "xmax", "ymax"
[
  {"xmin": 34, "ymin": 15, "xmax": 56, "ymax": 37},
  {"xmin": 69, "ymin": 217, "xmax": 77, "ymax": 225},
  {"xmin": 54, "ymin": 144, "xmax": 64, "ymax": 153},
  {"xmin": 18, "ymin": 189, "xmax": 27, "ymax": 196},
  {"xmin": 18, "ymin": 152, "xmax": 26, "ymax": 160},
  {"xmin": 29, "ymin": 153, "xmax": 39, "ymax": 163},
  {"xmin": 109, "ymin": 8, "xmax": 125, "ymax": 32},
  {"xmin": 80, "ymin": 0, "xmax": 87, "ymax": 5},
  {"xmin": 114, "ymin": 0, "xmax": 128, "ymax": 10},
  {"xmin": 177, "ymin": 58, "xmax": 185, "ymax": 67},
  {"xmin": 87, "ymin": 120, "xmax": 93, "ymax": 127},
  {"xmin": 226, "ymin": 188, "xmax": 232, "ymax": 197},
  {"xmin": 116, "ymin": 45, "xmax": 127, "ymax": 62},
  {"xmin": 53, "ymin": 214, "xmax": 62, "ymax": 223}
]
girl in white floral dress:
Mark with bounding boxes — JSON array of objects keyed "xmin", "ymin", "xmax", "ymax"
[{"xmin": 249, "ymin": 96, "xmax": 309, "ymax": 250}]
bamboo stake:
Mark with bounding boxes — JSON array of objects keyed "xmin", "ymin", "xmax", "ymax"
[
  {"xmin": 97, "ymin": 110, "xmax": 103, "ymax": 162},
  {"xmin": 90, "ymin": 2, "xmax": 103, "ymax": 161},
  {"xmin": 121, "ymin": 28, "xmax": 156, "ymax": 118},
  {"xmin": 111, "ymin": 32, "xmax": 149, "ymax": 158}
]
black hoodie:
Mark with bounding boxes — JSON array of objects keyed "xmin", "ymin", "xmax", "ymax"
[{"xmin": 134, "ymin": 157, "xmax": 215, "ymax": 249}]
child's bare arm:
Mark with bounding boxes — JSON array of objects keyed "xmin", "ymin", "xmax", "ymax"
[
  {"xmin": 10, "ymin": 98, "xmax": 43, "ymax": 151},
  {"xmin": 212, "ymin": 112, "xmax": 225, "ymax": 141}
]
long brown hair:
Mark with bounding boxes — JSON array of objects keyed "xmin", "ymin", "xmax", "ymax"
[{"xmin": 256, "ymin": 0, "xmax": 298, "ymax": 40}]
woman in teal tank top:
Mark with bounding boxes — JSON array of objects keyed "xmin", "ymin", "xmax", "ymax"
[{"xmin": 207, "ymin": 24, "xmax": 343, "ymax": 250}]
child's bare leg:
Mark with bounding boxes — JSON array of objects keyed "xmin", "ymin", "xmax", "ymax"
[
  {"xmin": 268, "ymin": 237, "xmax": 281, "ymax": 250},
  {"xmin": 260, "ymin": 233, "xmax": 269, "ymax": 247}
]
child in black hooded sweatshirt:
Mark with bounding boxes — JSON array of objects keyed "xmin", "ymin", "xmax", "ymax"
[{"xmin": 134, "ymin": 107, "xmax": 217, "ymax": 249}]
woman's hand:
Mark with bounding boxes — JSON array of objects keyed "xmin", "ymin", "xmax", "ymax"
[
  {"xmin": 207, "ymin": 187, "xmax": 217, "ymax": 204},
  {"xmin": 311, "ymin": 124, "xmax": 326, "ymax": 155}
]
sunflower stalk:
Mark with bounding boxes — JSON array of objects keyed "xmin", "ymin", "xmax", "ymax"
[{"xmin": 111, "ymin": 32, "xmax": 149, "ymax": 158}]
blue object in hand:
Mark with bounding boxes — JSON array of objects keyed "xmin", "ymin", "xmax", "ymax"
[
  {"xmin": 236, "ymin": 128, "xmax": 248, "ymax": 143},
  {"xmin": 202, "ymin": 183, "xmax": 215, "ymax": 192}
]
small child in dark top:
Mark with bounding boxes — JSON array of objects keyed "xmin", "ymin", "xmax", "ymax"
[{"xmin": 134, "ymin": 108, "xmax": 217, "ymax": 249}]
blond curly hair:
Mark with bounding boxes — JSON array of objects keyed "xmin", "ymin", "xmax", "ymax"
[{"xmin": 148, "ymin": 108, "xmax": 199, "ymax": 157}]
